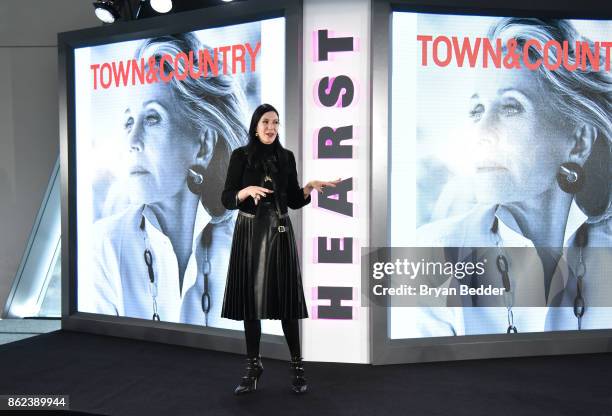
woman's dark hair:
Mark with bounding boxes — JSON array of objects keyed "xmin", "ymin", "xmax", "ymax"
[
  {"xmin": 248, "ymin": 103, "xmax": 279, "ymax": 143},
  {"xmin": 246, "ymin": 103, "xmax": 289, "ymax": 169}
]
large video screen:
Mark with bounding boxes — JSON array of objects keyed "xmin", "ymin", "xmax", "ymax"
[
  {"xmin": 75, "ymin": 18, "xmax": 286, "ymax": 334},
  {"xmin": 388, "ymin": 13, "xmax": 612, "ymax": 338}
]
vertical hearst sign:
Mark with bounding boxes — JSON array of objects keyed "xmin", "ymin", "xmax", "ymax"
[{"xmin": 302, "ymin": 0, "xmax": 370, "ymax": 363}]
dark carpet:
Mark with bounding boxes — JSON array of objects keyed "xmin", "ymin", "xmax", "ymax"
[{"xmin": 0, "ymin": 330, "xmax": 611, "ymax": 416}]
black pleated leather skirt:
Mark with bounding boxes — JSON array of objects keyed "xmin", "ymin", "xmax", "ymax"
[{"xmin": 221, "ymin": 203, "xmax": 309, "ymax": 321}]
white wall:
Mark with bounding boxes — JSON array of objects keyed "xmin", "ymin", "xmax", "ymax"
[{"xmin": 0, "ymin": 1, "xmax": 99, "ymax": 312}]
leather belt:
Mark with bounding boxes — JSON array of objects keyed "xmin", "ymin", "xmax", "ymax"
[
  {"xmin": 238, "ymin": 210, "xmax": 288, "ymax": 232},
  {"xmin": 238, "ymin": 210, "xmax": 289, "ymax": 219}
]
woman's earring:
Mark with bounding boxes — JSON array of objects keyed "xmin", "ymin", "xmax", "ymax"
[
  {"xmin": 556, "ymin": 162, "xmax": 585, "ymax": 194},
  {"xmin": 187, "ymin": 165, "xmax": 206, "ymax": 195}
]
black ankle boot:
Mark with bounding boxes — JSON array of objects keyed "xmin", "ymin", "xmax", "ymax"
[
  {"xmin": 290, "ymin": 356, "xmax": 307, "ymax": 394},
  {"xmin": 234, "ymin": 356, "xmax": 263, "ymax": 395}
]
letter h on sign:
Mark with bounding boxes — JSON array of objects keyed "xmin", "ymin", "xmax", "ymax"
[{"xmin": 317, "ymin": 287, "xmax": 352, "ymax": 319}]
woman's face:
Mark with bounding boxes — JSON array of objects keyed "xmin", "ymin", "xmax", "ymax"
[
  {"xmin": 256, "ymin": 111, "xmax": 280, "ymax": 145},
  {"xmin": 465, "ymin": 66, "xmax": 575, "ymax": 204},
  {"xmin": 122, "ymin": 82, "xmax": 199, "ymax": 204}
]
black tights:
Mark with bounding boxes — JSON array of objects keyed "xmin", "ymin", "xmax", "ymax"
[{"xmin": 244, "ymin": 319, "xmax": 301, "ymax": 358}]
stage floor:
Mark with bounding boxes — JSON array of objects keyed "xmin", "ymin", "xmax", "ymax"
[{"xmin": 0, "ymin": 330, "xmax": 611, "ymax": 415}]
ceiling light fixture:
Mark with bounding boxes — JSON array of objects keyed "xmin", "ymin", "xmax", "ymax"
[
  {"xmin": 91, "ymin": 0, "xmax": 184, "ymax": 23},
  {"xmin": 92, "ymin": 1, "xmax": 122, "ymax": 23},
  {"xmin": 150, "ymin": 0, "xmax": 173, "ymax": 13}
]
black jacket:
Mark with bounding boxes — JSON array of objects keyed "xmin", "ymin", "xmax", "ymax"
[{"xmin": 221, "ymin": 145, "xmax": 311, "ymax": 214}]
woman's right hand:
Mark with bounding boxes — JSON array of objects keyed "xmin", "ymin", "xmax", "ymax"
[{"xmin": 238, "ymin": 186, "xmax": 273, "ymax": 205}]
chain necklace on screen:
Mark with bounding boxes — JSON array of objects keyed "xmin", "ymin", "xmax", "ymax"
[
  {"xmin": 572, "ymin": 224, "xmax": 588, "ymax": 330},
  {"xmin": 492, "ymin": 218, "xmax": 589, "ymax": 333},
  {"xmin": 141, "ymin": 219, "xmax": 160, "ymax": 322},
  {"xmin": 200, "ymin": 223, "xmax": 213, "ymax": 327},
  {"xmin": 140, "ymin": 216, "xmax": 213, "ymax": 325},
  {"xmin": 492, "ymin": 218, "xmax": 517, "ymax": 334}
]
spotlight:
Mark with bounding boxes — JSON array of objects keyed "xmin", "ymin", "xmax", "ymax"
[
  {"xmin": 92, "ymin": 1, "xmax": 121, "ymax": 23},
  {"xmin": 222, "ymin": 0, "xmax": 234, "ymax": 2},
  {"xmin": 150, "ymin": 0, "xmax": 173, "ymax": 13}
]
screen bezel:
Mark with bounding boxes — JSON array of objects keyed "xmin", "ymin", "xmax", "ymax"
[
  {"xmin": 370, "ymin": 0, "xmax": 612, "ymax": 364},
  {"xmin": 59, "ymin": 0, "xmax": 303, "ymax": 359}
]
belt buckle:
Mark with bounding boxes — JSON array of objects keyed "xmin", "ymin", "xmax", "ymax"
[{"xmin": 278, "ymin": 225, "xmax": 286, "ymax": 233}]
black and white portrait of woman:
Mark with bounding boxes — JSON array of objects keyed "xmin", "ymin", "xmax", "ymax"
[
  {"xmin": 390, "ymin": 16, "xmax": 612, "ymax": 338},
  {"xmin": 75, "ymin": 20, "xmax": 284, "ymax": 330}
]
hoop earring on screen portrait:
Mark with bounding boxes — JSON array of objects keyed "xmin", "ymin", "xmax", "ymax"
[
  {"xmin": 556, "ymin": 162, "xmax": 585, "ymax": 194},
  {"xmin": 187, "ymin": 165, "xmax": 206, "ymax": 196},
  {"xmin": 188, "ymin": 163, "xmax": 233, "ymax": 224}
]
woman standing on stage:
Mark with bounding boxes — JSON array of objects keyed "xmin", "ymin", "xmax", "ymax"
[{"xmin": 221, "ymin": 103, "xmax": 339, "ymax": 394}]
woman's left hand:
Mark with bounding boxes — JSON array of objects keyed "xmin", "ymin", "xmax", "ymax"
[{"xmin": 305, "ymin": 178, "xmax": 342, "ymax": 194}]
